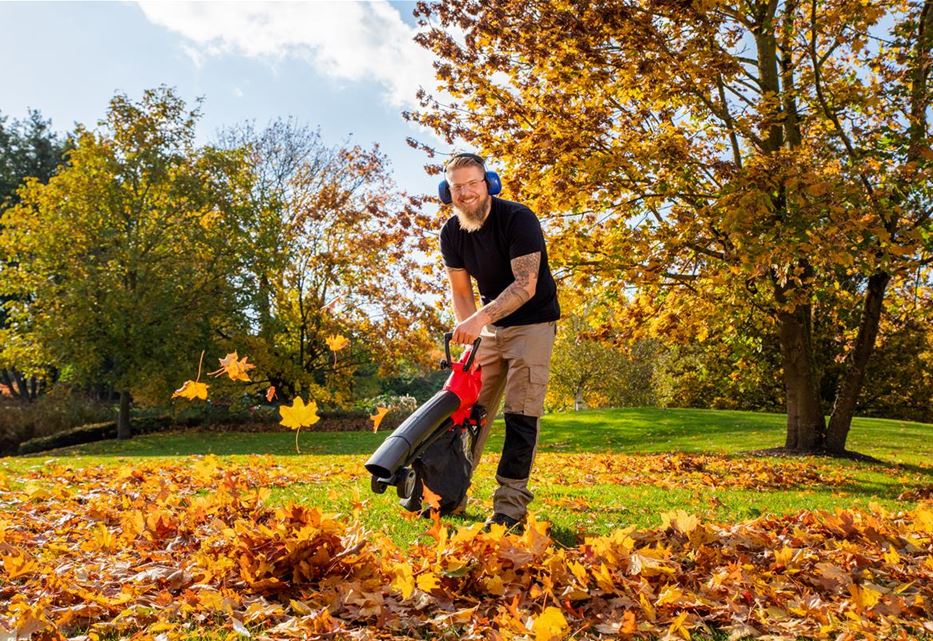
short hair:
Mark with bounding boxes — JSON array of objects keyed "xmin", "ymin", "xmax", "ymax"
[{"xmin": 445, "ymin": 153, "xmax": 485, "ymax": 172}]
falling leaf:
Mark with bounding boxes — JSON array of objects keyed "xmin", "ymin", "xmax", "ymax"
[
  {"xmin": 421, "ymin": 483, "xmax": 442, "ymax": 511},
  {"xmin": 279, "ymin": 397, "xmax": 320, "ymax": 454},
  {"xmin": 172, "ymin": 380, "xmax": 209, "ymax": 401},
  {"xmin": 266, "ymin": 386, "xmax": 277, "ymax": 402},
  {"xmin": 326, "ymin": 334, "xmax": 349, "ymax": 352},
  {"xmin": 209, "ymin": 351, "xmax": 255, "ymax": 382},
  {"xmin": 279, "ymin": 397, "xmax": 320, "ymax": 430},
  {"xmin": 370, "ymin": 406, "xmax": 390, "ymax": 432}
]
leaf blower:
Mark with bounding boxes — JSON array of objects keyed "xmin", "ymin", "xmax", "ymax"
[{"xmin": 365, "ymin": 332, "xmax": 487, "ymax": 514}]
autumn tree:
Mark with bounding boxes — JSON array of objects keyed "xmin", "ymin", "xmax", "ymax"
[
  {"xmin": 0, "ymin": 109, "xmax": 69, "ymax": 401},
  {"xmin": 216, "ymin": 120, "xmax": 443, "ymax": 406},
  {"xmin": 0, "ymin": 88, "xmax": 255, "ymax": 438},
  {"xmin": 548, "ymin": 312, "xmax": 659, "ymax": 411},
  {"xmin": 408, "ymin": 0, "xmax": 933, "ymax": 453}
]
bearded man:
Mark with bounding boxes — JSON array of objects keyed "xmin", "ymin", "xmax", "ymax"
[{"xmin": 438, "ymin": 152, "xmax": 560, "ymax": 529}]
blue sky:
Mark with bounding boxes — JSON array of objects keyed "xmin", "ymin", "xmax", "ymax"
[{"xmin": 0, "ymin": 1, "xmax": 445, "ymax": 197}]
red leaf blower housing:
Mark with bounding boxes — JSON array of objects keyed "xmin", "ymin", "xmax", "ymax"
[{"xmin": 365, "ymin": 333, "xmax": 487, "ymax": 507}]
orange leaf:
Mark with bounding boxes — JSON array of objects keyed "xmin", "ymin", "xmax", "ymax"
[
  {"xmin": 266, "ymin": 386, "xmax": 277, "ymax": 402},
  {"xmin": 209, "ymin": 351, "xmax": 255, "ymax": 382},
  {"xmin": 422, "ymin": 483, "xmax": 442, "ymax": 511},
  {"xmin": 370, "ymin": 406, "xmax": 390, "ymax": 432}
]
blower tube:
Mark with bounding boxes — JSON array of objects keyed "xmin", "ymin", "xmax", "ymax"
[{"xmin": 364, "ymin": 389, "xmax": 461, "ymax": 480}]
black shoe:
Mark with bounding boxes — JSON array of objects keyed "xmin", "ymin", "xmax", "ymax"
[{"xmin": 484, "ymin": 512, "xmax": 524, "ymax": 532}]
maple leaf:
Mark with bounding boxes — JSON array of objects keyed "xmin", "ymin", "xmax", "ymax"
[
  {"xmin": 391, "ymin": 562, "xmax": 415, "ymax": 599},
  {"xmin": 279, "ymin": 396, "xmax": 320, "ymax": 453},
  {"xmin": 533, "ymin": 606, "xmax": 569, "ymax": 641},
  {"xmin": 325, "ymin": 334, "xmax": 349, "ymax": 366},
  {"xmin": 416, "ymin": 571, "xmax": 440, "ymax": 593},
  {"xmin": 172, "ymin": 380, "xmax": 209, "ymax": 401},
  {"xmin": 370, "ymin": 406, "xmax": 390, "ymax": 432},
  {"xmin": 209, "ymin": 351, "xmax": 255, "ymax": 382},
  {"xmin": 326, "ymin": 334, "xmax": 349, "ymax": 352},
  {"xmin": 266, "ymin": 386, "xmax": 277, "ymax": 402},
  {"xmin": 421, "ymin": 483, "xmax": 442, "ymax": 511}
]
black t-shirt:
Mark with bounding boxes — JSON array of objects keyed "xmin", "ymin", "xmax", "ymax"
[{"xmin": 440, "ymin": 197, "xmax": 560, "ymax": 327}]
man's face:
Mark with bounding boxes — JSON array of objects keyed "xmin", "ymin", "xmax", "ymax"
[{"xmin": 447, "ymin": 164, "xmax": 490, "ymax": 232}]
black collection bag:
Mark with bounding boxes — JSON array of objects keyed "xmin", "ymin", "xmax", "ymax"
[{"xmin": 400, "ymin": 404, "xmax": 486, "ymax": 516}]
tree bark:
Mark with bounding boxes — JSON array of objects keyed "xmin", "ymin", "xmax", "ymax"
[
  {"xmin": 826, "ymin": 272, "xmax": 890, "ymax": 452},
  {"xmin": 117, "ymin": 389, "xmax": 132, "ymax": 440},
  {"xmin": 778, "ymin": 305, "xmax": 826, "ymax": 450},
  {"xmin": 574, "ymin": 388, "xmax": 585, "ymax": 412}
]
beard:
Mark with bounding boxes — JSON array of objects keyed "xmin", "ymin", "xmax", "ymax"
[{"xmin": 453, "ymin": 197, "xmax": 490, "ymax": 232}]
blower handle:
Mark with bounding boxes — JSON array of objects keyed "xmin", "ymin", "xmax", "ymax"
[{"xmin": 442, "ymin": 332, "xmax": 482, "ymax": 370}]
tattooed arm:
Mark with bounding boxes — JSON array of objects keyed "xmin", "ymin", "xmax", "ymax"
[
  {"xmin": 451, "ymin": 252, "xmax": 540, "ymax": 343},
  {"xmin": 482, "ymin": 251, "xmax": 540, "ymax": 323}
]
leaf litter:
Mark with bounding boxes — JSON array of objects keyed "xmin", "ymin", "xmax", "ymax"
[{"xmin": 0, "ymin": 456, "xmax": 930, "ymax": 640}]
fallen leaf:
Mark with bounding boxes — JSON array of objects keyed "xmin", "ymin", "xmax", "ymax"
[{"xmin": 533, "ymin": 606, "xmax": 568, "ymax": 641}]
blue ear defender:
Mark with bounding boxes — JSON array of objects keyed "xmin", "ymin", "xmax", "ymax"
[{"xmin": 438, "ymin": 153, "xmax": 502, "ymax": 204}]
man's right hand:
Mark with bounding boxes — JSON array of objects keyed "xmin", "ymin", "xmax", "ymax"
[{"xmin": 452, "ymin": 310, "xmax": 490, "ymax": 345}]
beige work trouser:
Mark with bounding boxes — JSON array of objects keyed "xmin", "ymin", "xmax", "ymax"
[{"xmin": 470, "ymin": 320, "xmax": 557, "ymax": 520}]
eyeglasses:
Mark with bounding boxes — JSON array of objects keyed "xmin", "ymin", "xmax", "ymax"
[{"xmin": 449, "ymin": 178, "xmax": 485, "ymax": 193}]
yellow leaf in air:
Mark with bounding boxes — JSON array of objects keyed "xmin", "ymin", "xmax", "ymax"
[
  {"xmin": 209, "ymin": 351, "xmax": 255, "ymax": 382},
  {"xmin": 279, "ymin": 397, "xmax": 320, "ymax": 430},
  {"xmin": 326, "ymin": 334, "xmax": 349, "ymax": 352},
  {"xmin": 533, "ymin": 606, "xmax": 568, "ymax": 641},
  {"xmin": 370, "ymin": 406, "xmax": 390, "ymax": 432},
  {"xmin": 172, "ymin": 380, "xmax": 209, "ymax": 400}
]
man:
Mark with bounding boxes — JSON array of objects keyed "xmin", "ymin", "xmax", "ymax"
[{"xmin": 439, "ymin": 152, "xmax": 560, "ymax": 529}]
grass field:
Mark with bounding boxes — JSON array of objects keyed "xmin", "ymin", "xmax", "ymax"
[
  {"xmin": 3, "ymin": 407, "xmax": 931, "ymax": 640},
  {"xmin": 5, "ymin": 407, "xmax": 931, "ymax": 547}
]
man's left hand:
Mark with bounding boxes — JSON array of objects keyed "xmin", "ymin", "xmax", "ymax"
[{"xmin": 452, "ymin": 312, "xmax": 488, "ymax": 345}]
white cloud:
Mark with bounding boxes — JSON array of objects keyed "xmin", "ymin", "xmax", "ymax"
[{"xmin": 136, "ymin": 1, "xmax": 440, "ymax": 108}]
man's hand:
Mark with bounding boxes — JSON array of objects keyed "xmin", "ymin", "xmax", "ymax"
[{"xmin": 452, "ymin": 311, "xmax": 489, "ymax": 345}]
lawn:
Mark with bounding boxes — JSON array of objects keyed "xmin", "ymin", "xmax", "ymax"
[
  {"xmin": 2, "ymin": 407, "xmax": 931, "ymax": 640},
  {"xmin": 4, "ymin": 407, "xmax": 930, "ymax": 545}
]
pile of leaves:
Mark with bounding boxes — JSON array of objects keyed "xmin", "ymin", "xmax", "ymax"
[
  {"xmin": 2, "ymin": 458, "xmax": 931, "ymax": 640},
  {"xmin": 545, "ymin": 453, "xmax": 849, "ymax": 491}
]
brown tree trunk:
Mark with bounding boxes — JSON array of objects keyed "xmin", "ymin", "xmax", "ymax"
[
  {"xmin": 9, "ymin": 368, "xmax": 32, "ymax": 402},
  {"xmin": 826, "ymin": 271, "xmax": 890, "ymax": 452},
  {"xmin": 778, "ymin": 305, "xmax": 826, "ymax": 450},
  {"xmin": 117, "ymin": 389, "xmax": 132, "ymax": 440}
]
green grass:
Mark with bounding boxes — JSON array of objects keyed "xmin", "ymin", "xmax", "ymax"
[{"xmin": 3, "ymin": 407, "xmax": 930, "ymax": 548}]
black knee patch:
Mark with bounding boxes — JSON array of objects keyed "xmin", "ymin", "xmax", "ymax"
[{"xmin": 498, "ymin": 413, "xmax": 538, "ymax": 479}]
